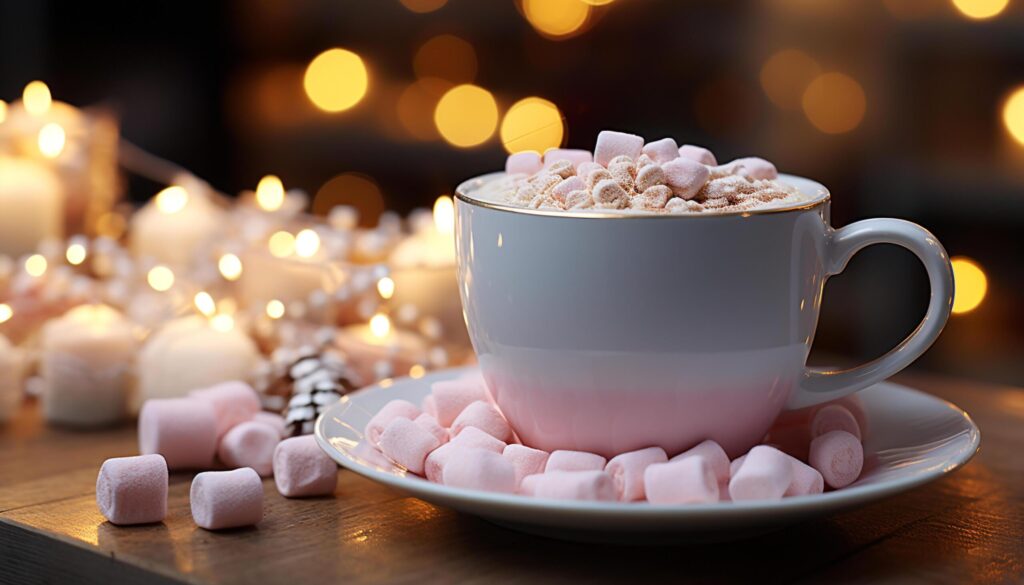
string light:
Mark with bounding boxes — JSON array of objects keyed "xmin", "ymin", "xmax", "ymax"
[
  {"xmin": 377, "ymin": 277, "xmax": 395, "ymax": 300},
  {"xmin": 147, "ymin": 265, "xmax": 175, "ymax": 292},
  {"xmin": 369, "ymin": 313, "xmax": 391, "ymax": 338},
  {"xmin": 155, "ymin": 186, "xmax": 189, "ymax": 214},
  {"xmin": 25, "ymin": 254, "xmax": 47, "ymax": 277},
  {"xmin": 500, "ymin": 97, "xmax": 564, "ymax": 154},
  {"xmin": 194, "ymin": 291, "xmax": 216, "ymax": 316},
  {"xmin": 37, "ymin": 123, "xmax": 66, "ymax": 158},
  {"xmin": 266, "ymin": 299, "xmax": 285, "ymax": 319},
  {"xmin": 218, "ymin": 253, "xmax": 243, "ymax": 281},
  {"xmin": 434, "ymin": 84, "xmax": 498, "ymax": 147},
  {"xmin": 304, "ymin": 48, "xmax": 369, "ymax": 113},
  {"xmin": 951, "ymin": 0, "xmax": 1008, "ymax": 19},
  {"xmin": 294, "ymin": 229, "xmax": 321, "ymax": 258},
  {"xmin": 1002, "ymin": 86, "xmax": 1024, "ymax": 147},
  {"xmin": 0, "ymin": 304, "xmax": 12, "ymax": 324},
  {"xmin": 268, "ymin": 231, "xmax": 296, "ymax": 258},
  {"xmin": 65, "ymin": 243, "xmax": 87, "ymax": 265},
  {"xmin": 23, "ymin": 81, "xmax": 52, "ymax": 116},
  {"xmin": 801, "ymin": 72, "xmax": 866, "ymax": 134},
  {"xmin": 255, "ymin": 175, "xmax": 285, "ymax": 211},
  {"xmin": 522, "ymin": 0, "xmax": 590, "ymax": 39},
  {"xmin": 951, "ymin": 257, "xmax": 987, "ymax": 314}
]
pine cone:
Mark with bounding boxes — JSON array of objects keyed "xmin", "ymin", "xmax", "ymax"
[{"xmin": 281, "ymin": 349, "xmax": 360, "ymax": 437}]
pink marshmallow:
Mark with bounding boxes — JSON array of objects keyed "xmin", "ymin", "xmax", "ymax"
[
  {"xmin": 809, "ymin": 430, "xmax": 863, "ymax": 489},
  {"xmin": 365, "ymin": 399, "xmax": 422, "ymax": 446},
  {"xmin": 190, "ymin": 467, "xmax": 263, "ymax": 530},
  {"xmin": 189, "ymin": 381, "xmax": 261, "ymax": 439},
  {"xmin": 502, "ymin": 444, "xmax": 550, "ymax": 485},
  {"xmin": 442, "ymin": 448, "xmax": 517, "ymax": 494},
  {"xmin": 606, "ymin": 446, "xmax": 668, "ymax": 501},
  {"xmin": 594, "ymin": 130, "xmax": 644, "ymax": 166},
  {"xmin": 378, "ymin": 417, "xmax": 441, "ymax": 475},
  {"xmin": 729, "ymin": 455, "xmax": 747, "ymax": 478},
  {"xmin": 661, "ymin": 157, "xmax": 710, "ymax": 200},
  {"xmin": 729, "ymin": 157, "xmax": 778, "ymax": 180},
  {"xmin": 644, "ymin": 457, "xmax": 720, "ymax": 505},
  {"xmin": 678, "ymin": 144, "xmax": 717, "ymax": 165},
  {"xmin": 431, "ymin": 377, "xmax": 489, "ymax": 427},
  {"xmin": 421, "ymin": 395, "xmax": 438, "ymax": 418},
  {"xmin": 810, "ymin": 404, "xmax": 862, "ymax": 441},
  {"xmin": 448, "ymin": 426, "xmax": 506, "ymax": 453},
  {"xmin": 414, "ymin": 413, "xmax": 449, "ymax": 445},
  {"xmin": 450, "ymin": 400, "xmax": 512, "ymax": 443},
  {"xmin": 138, "ymin": 398, "xmax": 218, "ymax": 470},
  {"xmin": 670, "ymin": 440, "xmax": 730, "ymax": 484},
  {"xmin": 424, "ymin": 442, "xmax": 462, "ymax": 483},
  {"xmin": 505, "ymin": 151, "xmax": 543, "ymax": 175},
  {"xmin": 551, "ymin": 176, "xmax": 586, "ymax": 199},
  {"xmin": 273, "ymin": 435, "xmax": 337, "ymax": 498},
  {"xmin": 641, "ymin": 138, "xmax": 680, "ymax": 163},
  {"xmin": 544, "ymin": 148, "xmax": 593, "ymax": 169},
  {"xmin": 519, "ymin": 473, "xmax": 541, "ymax": 496},
  {"xmin": 728, "ymin": 446, "xmax": 793, "ymax": 501},
  {"xmin": 527, "ymin": 471, "xmax": 617, "ymax": 501},
  {"xmin": 96, "ymin": 454, "xmax": 168, "ymax": 525},
  {"xmin": 783, "ymin": 453, "xmax": 825, "ymax": 497},
  {"xmin": 576, "ymin": 161, "xmax": 603, "ymax": 177},
  {"xmin": 545, "ymin": 450, "xmax": 607, "ymax": 473},
  {"xmin": 250, "ymin": 411, "xmax": 288, "ymax": 439},
  {"xmin": 218, "ymin": 421, "xmax": 281, "ymax": 477}
]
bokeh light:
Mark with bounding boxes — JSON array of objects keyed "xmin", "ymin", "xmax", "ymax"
[
  {"xmin": 155, "ymin": 186, "xmax": 189, "ymax": 214},
  {"xmin": 147, "ymin": 265, "xmax": 175, "ymax": 292},
  {"xmin": 951, "ymin": 0, "xmax": 1008, "ymax": 19},
  {"xmin": 377, "ymin": 277, "xmax": 395, "ymax": 300},
  {"xmin": 66, "ymin": 243, "xmax": 86, "ymax": 265},
  {"xmin": 801, "ymin": 72, "xmax": 867, "ymax": 134},
  {"xmin": 0, "ymin": 303, "xmax": 12, "ymax": 324},
  {"xmin": 23, "ymin": 81, "xmax": 51, "ymax": 116},
  {"xmin": 313, "ymin": 173, "xmax": 385, "ymax": 226},
  {"xmin": 37, "ymin": 123, "xmax": 66, "ymax": 158},
  {"xmin": 1002, "ymin": 86, "xmax": 1024, "ymax": 147},
  {"xmin": 268, "ymin": 231, "xmax": 297, "ymax": 258},
  {"xmin": 25, "ymin": 254, "xmax": 47, "ymax": 277},
  {"xmin": 760, "ymin": 49, "xmax": 821, "ymax": 110},
  {"xmin": 522, "ymin": 0, "xmax": 591, "ymax": 39},
  {"xmin": 397, "ymin": 80, "xmax": 446, "ymax": 141},
  {"xmin": 400, "ymin": 0, "xmax": 448, "ymax": 13},
  {"xmin": 218, "ymin": 253, "xmax": 243, "ymax": 281},
  {"xmin": 294, "ymin": 229, "xmax": 321, "ymax": 258},
  {"xmin": 210, "ymin": 314, "xmax": 235, "ymax": 332},
  {"xmin": 409, "ymin": 364, "xmax": 426, "ymax": 378},
  {"xmin": 370, "ymin": 313, "xmax": 392, "ymax": 338},
  {"xmin": 580, "ymin": 0, "xmax": 615, "ymax": 4},
  {"xmin": 951, "ymin": 257, "xmax": 988, "ymax": 314},
  {"xmin": 433, "ymin": 196, "xmax": 455, "ymax": 234},
  {"xmin": 0, "ymin": 100, "xmax": 7, "ymax": 124},
  {"xmin": 500, "ymin": 97, "xmax": 564, "ymax": 154},
  {"xmin": 194, "ymin": 291, "xmax": 216, "ymax": 317},
  {"xmin": 414, "ymin": 35, "xmax": 477, "ymax": 84},
  {"xmin": 266, "ymin": 299, "xmax": 285, "ymax": 319},
  {"xmin": 256, "ymin": 175, "xmax": 285, "ymax": 211},
  {"xmin": 304, "ymin": 48, "xmax": 369, "ymax": 113},
  {"xmin": 434, "ymin": 84, "xmax": 499, "ymax": 147}
]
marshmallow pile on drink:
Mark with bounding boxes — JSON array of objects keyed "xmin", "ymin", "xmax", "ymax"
[
  {"xmin": 487, "ymin": 130, "xmax": 803, "ymax": 213},
  {"xmin": 364, "ymin": 373, "xmax": 866, "ymax": 503}
]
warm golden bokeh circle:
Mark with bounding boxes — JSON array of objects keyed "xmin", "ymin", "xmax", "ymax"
[
  {"xmin": 414, "ymin": 35, "xmax": 477, "ymax": 84},
  {"xmin": 951, "ymin": 0, "xmax": 1009, "ymax": 20},
  {"xmin": 951, "ymin": 256, "xmax": 988, "ymax": 315},
  {"xmin": 314, "ymin": 173, "xmax": 386, "ymax": 227},
  {"xmin": 304, "ymin": 48, "xmax": 369, "ymax": 113},
  {"xmin": 760, "ymin": 49, "xmax": 821, "ymax": 110},
  {"xmin": 522, "ymin": 0, "xmax": 591, "ymax": 39},
  {"xmin": 801, "ymin": 72, "xmax": 867, "ymax": 134},
  {"xmin": 434, "ymin": 84, "xmax": 499, "ymax": 147},
  {"xmin": 399, "ymin": 0, "xmax": 448, "ymax": 13},
  {"xmin": 1002, "ymin": 86, "xmax": 1024, "ymax": 147},
  {"xmin": 500, "ymin": 97, "xmax": 564, "ymax": 154}
]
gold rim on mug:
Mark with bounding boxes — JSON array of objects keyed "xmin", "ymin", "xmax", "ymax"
[{"xmin": 454, "ymin": 172, "xmax": 831, "ymax": 219}]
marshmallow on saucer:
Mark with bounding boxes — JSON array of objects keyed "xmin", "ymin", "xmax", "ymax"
[
  {"xmin": 190, "ymin": 468, "xmax": 263, "ymax": 530},
  {"xmin": 670, "ymin": 440, "xmax": 730, "ymax": 485},
  {"xmin": 545, "ymin": 450, "xmax": 607, "ymax": 473},
  {"xmin": 365, "ymin": 399, "xmax": 422, "ymax": 446},
  {"xmin": 218, "ymin": 421, "xmax": 280, "ymax": 477},
  {"xmin": 378, "ymin": 417, "xmax": 441, "ymax": 475},
  {"xmin": 728, "ymin": 445, "xmax": 793, "ymax": 501},
  {"xmin": 449, "ymin": 425, "xmax": 506, "ymax": 453},
  {"xmin": 810, "ymin": 404, "xmax": 862, "ymax": 441},
  {"xmin": 431, "ymin": 377, "xmax": 489, "ymax": 427},
  {"xmin": 783, "ymin": 453, "xmax": 825, "ymax": 497},
  {"xmin": 606, "ymin": 447, "xmax": 668, "ymax": 501},
  {"xmin": 273, "ymin": 435, "xmax": 338, "ymax": 498},
  {"xmin": 138, "ymin": 398, "xmax": 218, "ymax": 470},
  {"xmin": 424, "ymin": 442, "xmax": 461, "ymax": 483},
  {"xmin": 450, "ymin": 400, "xmax": 512, "ymax": 443},
  {"xmin": 526, "ymin": 470, "xmax": 617, "ymax": 502},
  {"xmin": 503, "ymin": 444, "xmax": 550, "ymax": 486},
  {"xmin": 645, "ymin": 457, "xmax": 719, "ymax": 505},
  {"xmin": 96, "ymin": 454, "xmax": 168, "ymax": 525},
  {"xmin": 414, "ymin": 413, "xmax": 449, "ymax": 445},
  {"xmin": 594, "ymin": 130, "xmax": 644, "ymax": 166},
  {"xmin": 442, "ymin": 448, "xmax": 517, "ymax": 494},
  {"xmin": 809, "ymin": 430, "xmax": 863, "ymax": 489}
]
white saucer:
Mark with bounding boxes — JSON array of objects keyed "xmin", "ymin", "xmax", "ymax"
[{"xmin": 315, "ymin": 367, "xmax": 980, "ymax": 543}]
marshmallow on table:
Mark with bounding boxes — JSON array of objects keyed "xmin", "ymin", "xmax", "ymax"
[
  {"xmin": 218, "ymin": 421, "xmax": 281, "ymax": 477},
  {"xmin": 809, "ymin": 430, "xmax": 863, "ymax": 489},
  {"xmin": 728, "ymin": 445, "xmax": 793, "ymax": 501},
  {"xmin": 250, "ymin": 411, "xmax": 288, "ymax": 439},
  {"xmin": 729, "ymin": 157, "xmax": 777, "ymax": 180},
  {"xmin": 544, "ymin": 148, "xmax": 593, "ymax": 169},
  {"xmin": 670, "ymin": 440, "xmax": 730, "ymax": 485},
  {"xmin": 810, "ymin": 404, "xmax": 862, "ymax": 441},
  {"xmin": 678, "ymin": 144, "xmax": 717, "ymax": 166},
  {"xmin": 503, "ymin": 444, "xmax": 550, "ymax": 485},
  {"xmin": 662, "ymin": 158, "xmax": 710, "ymax": 200},
  {"xmin": 449, "ymin": 426, "xmax": 506, "ymax": 453},
  {"xmin": 641, "ymin": 138, "xmax": 680, "ymax": 163},
  {"xmin": 138, "ymin": 397, "xmax": 218, "ymax": 470},
  {"xmin": 606, "ymin": 447, "xmax": 668, "ymax": 501},
  {"xmin": 783, "ymin": 453, "xmax": 825, "ymax": 497},
  {"xmin": 526, "ymin": 471, "xmax": 617, "ymax": 502},
  {"xmin": 442, "ymin": 448, "xmax": 517, "ymax": 494},
  {"xmin": 96, "ymin": 454, "xmax": 168, "ymax": 525},
  {"xmin": 644, "ymin": 457, "xmax": 720, "ymax": 505},
  {"xmin": 450, "ymin": 400, "xmax": 512, "ymax": 443},
  {"xmin": 365, "ymin": 399, "xmax": 422, "ymax": 446},
  {"xmin": 189, "ymin": 381, "xmax": 261, "ymax": 439},
  {"xmin": 379, "ymin": 417, "xmax": 441, "ymax": 475},
  {"xmin": 190, "ymin": 468, "xmax": 263, "ymax": 530},
  {"xmin": 414, "ymin": 413, "xmax": 449, "ymax": 445},
  {"xmin": 545, "ymin": 450, "xmax": 607, "ymax": 473},
  {"xmin": 506, "ymin": 151, "xmax": 543, "ymax": 176},
  {"xmin": 431, "ymin": 377, "xmax": 489, "ymax": 427},
  {"xmin": 273, "ymin": 435, "xmax": 337, "ymax": 498},
  {"xmin": 594, "ymin": 130, "xmax": 644, "ymax": 166}
]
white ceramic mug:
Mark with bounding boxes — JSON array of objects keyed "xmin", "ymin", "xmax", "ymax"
[{"xmin": 454, "ymin": 173, "xmax": 953, "ymax": 457}]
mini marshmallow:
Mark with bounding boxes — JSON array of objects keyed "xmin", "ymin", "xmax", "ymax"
[
  {"xmin": 670, "ymin": 440, "xmax": 731, "ymax": 485},
  {"xmin": 546, "ymin": 160, "xmax": 575, "ymax": 180},
  {"xmin": 424, "ymin": 442, "xmax": 461, "ymax": 483},
  {"xmin": 809, "ymin": 430, "xmax": 863, "ymax": 489},
  {"xmin": 190, "ymin": 467, "xmax": 263, "ymax": 530},
  {"xmin": 273, "ymin": 435, "xmax": 337, "ymax": 498},
  {"xmin": 730, "ymin": 157, "xmax": 777, "ymax": 180},
  {"xmin": 810, "ymin": 404, "xmax": 862, "ymax": 441},
  {"xmin": 545, "ymin": 450, "xmax": 607, "ymax": 473},
  {"xmin": 450, "ymin": 400, "xmax": 512, "ymax": 443},
  {"xmin": 422, "ymin": 394, "xmax": 438, "ymax": 418},
  {"xmin": 678, "ymin": 144, "xmax": 717, "ymax": 165},
  {"xmin": 378, "ymin": 417, "xmax": 441, "ymax": 476},
  {"xmin": 251, "ymin": 411, "xmax": 288, "ymax": 438},
  {"xmin": 96, "ymin": 454, "xmax": 168, "ymax": 525},
  {"xmin": 551, "ymin": 176, "xmax": 585, "ymax": 199},
  {"xmin": 189, "ymin": 381, "xmax": 261, "ymax": 439},
  {"xmin": 662, "ymin": 157, "xmax": 710, "ymax": 200},
  {"xmin": 729, "ymin": 455, "xmax": 746, "ymax": 478},
  {"xmin": 728, "ymin": 445, "xmax": 793, "ymax": 502},
  {"xmin": 138, "ymin": 398, "xmax": 218, "ymax": 470},
  {"xmin": 592, "ymin": 179, "xmax": 629, "ymax": 208},
  {"xmin": 442, "ymin": 448, "xmax": 517, "ymax": 494},
  {"xmin": 505, "ymin": 151, "xmax": 543, "ymax": 175},
  {"xmin": 502, "ymin": 444, "xmax": 550, "ymax": 485},
  {"xmin": 365, "ymin": 399, "xmax": 422, "ymax": 446},
  {"xmin": 414, "ymin": 413, "xmax": 449, "ymax": 445},
  {"xmin": 594, "ymin": 130, "xmax": 644, "ymax": 166},
  {"xmin": 783, "ymin": 453, "xmax": 824, "ymax": 497},
  {"xmin": 528, "ymin": 470, "xmax": 617, "ymax": 501},
  {"xmin": 644, "ymin": 457, "xmax": 719, "ymax": 505},
  {"xmin": 641, "ymin": 138, "xmax": 680, "ymax": 163},
  {"xmin": 218, "ymin": 421, "xmax": 281, "ymax": 477},
  {"xmin": 449, "ymin": 425, "xmax": 506, "ymax": 453},
  {"xmin": 635, "ymin": 164, "xmax": 666, "ymax": 192},
  {"xmin": 606, "ymin": 446, "xmax": 668, "ymax": 501},
  {"xmin": 431, "ymin": 378, "xmax": 489, "ymax": 426},
  {"xmin": 544, "ymin": 148, "xmax": 593, "ymax": 169},
  {"xmin": 576, "ymin": 161, "xmax": 603, "ymax": 178}
]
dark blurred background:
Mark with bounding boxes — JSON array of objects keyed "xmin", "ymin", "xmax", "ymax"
[{"xmin": 0, "ymin": 0, "xmax": 1021, "ymax": 384}]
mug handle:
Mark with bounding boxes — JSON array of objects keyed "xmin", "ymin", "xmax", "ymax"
[{"xmin": 786, "ymin": 218, "xmax": 954, "ymax": 409}]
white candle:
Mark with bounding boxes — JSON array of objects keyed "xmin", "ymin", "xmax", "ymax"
[
  {"xmin": 336, "ymin": 313, "xmax": 428, "ymax": 382},
  {"xmin": 40, "ymin": 304, "xmax": 135, "ymax": 427},
  {"xmin": 131, "ymin": 179, "xmax": 224, "ymax": 268},
  {"xmin": 0, "ymin": 157, "xmax": 64, "ymax": 257},
  {"xmin": 136, "ymin": 315, "xmax": 259, "ymax": 406},
  {"xmin": 0, "ymin": 333, "xmax": 26, "ymax": 423}
]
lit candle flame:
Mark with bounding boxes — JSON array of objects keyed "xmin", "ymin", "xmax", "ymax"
[
  {"xmin": 23, "ymin": 81, "xmax": 52, "ymax": 116},
  {"xmin": 268, "ymin": 231, "xmax": 296, "ymax": 258},
  {"xmin": 25, "ymin": 254, "xmax": 47, "ymax": 277},
  {"xmin": 155, "ymin": 186, "xmax": 189, "ymax": 214},
  {"xmin": 38, "ymin": 123, "xmax": 66, "ymax": 158},
  {"xmin": 255, "ymin": 175, "xmax": 285, "ymax": 211},
  {"xmin": 294, "ymin": 229, "xmax": 321, "ymax": 258},
  {"xmin": 369, "ymin": 313, "xmax": 391, "ymax": 339},
  {"xmin": 218, "ymin": 253, "xmax": 243, "ymax": 281},
  {"xmin": 0, "ymin": 303, "xmax": 12, "ymax": 324},
  {"xmin": 266, "ymin": 299, "xmax": 285, "ymax": 319},
  {"xmin": 433, "ymin": 195, "xmax": 454, "ymax": 235},
  {"xmin": 376, "ymin": 277, "xmax": 395, "ymax": 299},
  {"xmin": 194, "ymin": 291, "xmax": 216, "ymax": 316}
]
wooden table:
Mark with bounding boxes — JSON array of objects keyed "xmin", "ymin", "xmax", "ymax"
[{"xmin": 1, "ymin": 372, "xmax": 1022, "ymax": 584}]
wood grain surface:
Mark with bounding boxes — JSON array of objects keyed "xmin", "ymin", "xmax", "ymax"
[{"xmin": 1, "ymin": 371, "xmax": 1022, "ymax": 584}]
